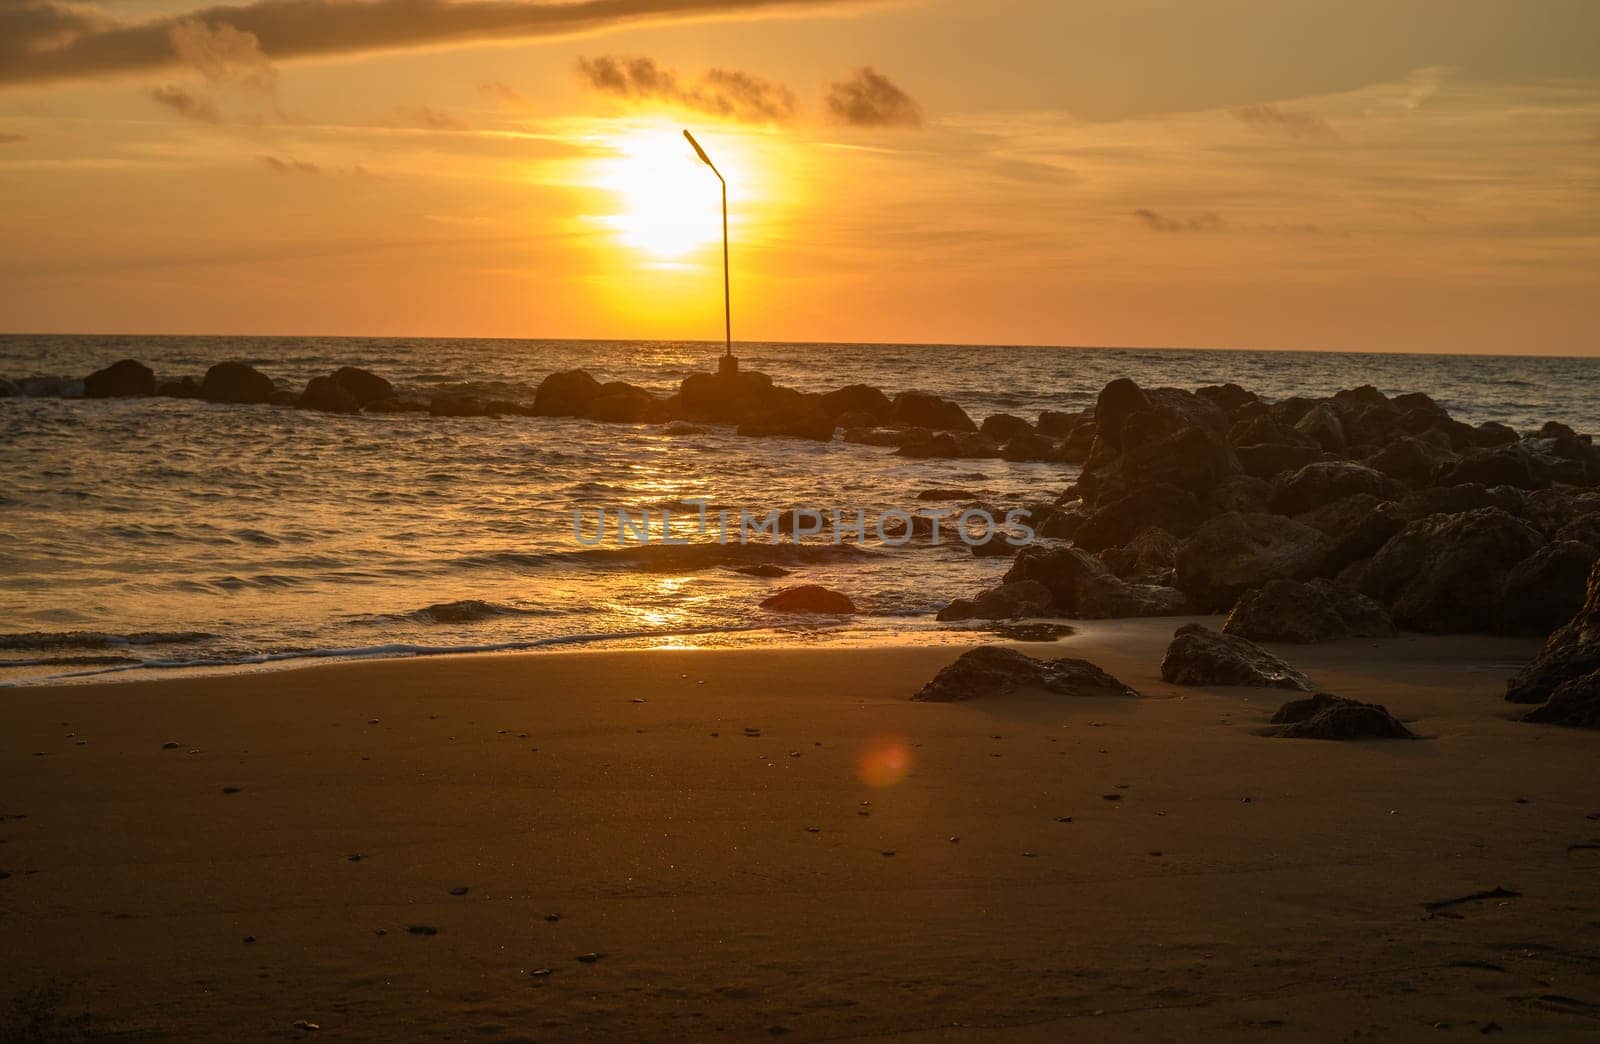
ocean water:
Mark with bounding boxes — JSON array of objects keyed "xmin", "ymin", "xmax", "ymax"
[{"xmin": 3, "ymin": 335, "xmax": 1597, "ymax": 685}]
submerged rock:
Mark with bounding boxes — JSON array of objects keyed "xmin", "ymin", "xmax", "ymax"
[
  {"xmin": 913, "ymin": 646, "xmax": 1139, "ymax": 701},
  {"xmin": 1160, "ymin": 623, "xmax": 1314, "ymax": 690},
  {"xmin": 84, "ymin": 359, "xmax": 155, "ymax": 398},
  {"xmin": 1224, "ymin": 578, "xmax": 1396, "ymax": 643},
  {"xmin": 1268, "ymin": 692, "xmax": 1415, "ymax": 740},
  {"xmin": 759, "ymin": 585, "xmax": 856, "ymax": 615},
  {"xmin": 734, "ymin": 564, "xmax": 791, "ymax": 578},
  {"xmin": 299, "ymin": 375, "xmax": 360, "ymax": 413},
  {"xmin": 330, "ymin": 366, "xmax": 395, "ymax": 406},
  {"xmin": 533, "ymin": 369, "xmax": 604, "ymax": 417},
  {"xmin": 891, "ymin": 391, "xmax": 977, "ymax": 432},
  {"xmin": 201, "ymin": 361, "xmax": 275, "ymax": 404}
]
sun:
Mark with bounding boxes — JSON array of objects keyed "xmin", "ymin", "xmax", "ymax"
[{"xmin": 587, "ymin": 122, "xmax": 756, "ymax": 261}]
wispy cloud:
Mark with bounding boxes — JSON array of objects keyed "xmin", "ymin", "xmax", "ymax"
[
  {"xmin": 259, "ymin": 154, "xmax": 318, "ymax": 174},
  {"xmin": 392, "ymin": 104, "xmax": 471, "ymax": 132},
  {"xmin": 0, "ymin": 0, "xmax": 863, "ymax": 87},
  {"xmin": 479, "ymin": 81, "xmax": 530, "ymax": 108},
  {"xmin": 0, "ymin": 133, "xmax": 27, "ymax": 145},
  {"xmin": 824, "ymin": 67, "xmax": 922, "ymax": 128},
  {"xmin": 147, "ymin": 84, "xmax": 219, "ymax": 122},
  {"xmin": 576, "ymin": 55, "xmax": 796, "ymax": 123},
  {"xmin": 1132, "ymin": 208, "xmax": 1225, "ymax": 233},
  {"xmin": 1232, "ymin": 103, "xmax": 1338, "ymax": 140}
]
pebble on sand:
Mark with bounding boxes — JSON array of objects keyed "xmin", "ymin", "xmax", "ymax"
[{"xmin": 576, "ymin": 952, "xmax": 600, "ymax": 963}]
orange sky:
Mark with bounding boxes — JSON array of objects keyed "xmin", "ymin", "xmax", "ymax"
[{"xmin": 1, "ymin": 0, "xmax": 1597, "ymax": 354}]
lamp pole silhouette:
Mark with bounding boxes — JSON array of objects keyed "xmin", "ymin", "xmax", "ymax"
[{"xmin": 683, "ymin": 129, "xmax": 735, "ymax": 375}]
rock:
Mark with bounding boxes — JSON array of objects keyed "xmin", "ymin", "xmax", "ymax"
[
  {"xmin": 1074, "ymin": 574, "xmax": 1192, "ymax": 618},
  {"xmin": 84, "ymin": 359, "xmax": 155, "ymax": 398},
  {"xmin": 936, "ymin": 580, "xmax": 1053, "ymax": 621},
  {"xmin": 1001, "ymin": 545, "xmax": 1106, "ymax": 613},
  {"xmin": 1496, "ymin": 540, "xmax": 1599, "ymax": 635},
  {"xmin": 1035, "ymin": 409, "xmax": 1078, "ymax": 437},
  {"xmin": 1035, "ymin": 502, "xmax": 1087, "ymax": 540},
  {"xmin": 1504, "ymin": 560, "xmax": 1600, "ymax": 704},
  {"xmin": 200, "ymin": 362, "xmax": 275, "ymax": 404},
  {"xmin": 1099, "ymin": 526, "xmax": 1179, "ymax": 585},
  {"xmin": 1395, "ymin": 483, "xmax": 1526, "ymax": 522},
  {"xmin": 1235, "ymin": 442, "xmax": 1321, "ymax": 480},
  {"xmin": 1078, "ymin": 408, "xmax": 1241, "ymax": 503},
  {"xmin": 1555, "ymin": 513, "xmax": 1600, "ymax": 547},
  {"xmin": 589, "ymin": 381, "xmax": 668, "ymax": 423},
  {"xmin": 819, "ymin": 384, "xmax": 891, "ymax": 421},
  {"xmin": 1093, "ymin": 378, "xmax": 1152, "ymax": 450},
  {"xmin": 1159, "ymin": 623, "xmax": 1314, "ymax": 690},
  {"xmin": 533, "ymin": 369, "xmax": 604, "ymax": 417},
  {"xmin": 1072, "ymin": 483, "xmax": 1202, "ymax": 552},
  {"xmin": 896, "ymin": 432, "xmax": 962, "ymax": 458},
  {"xmin": 331, "ymin": 366, "xmax": 395, "ymax": 405},
  {"xmin": 913, "ymin": 646, "xmax": 1139, "ymax": 701},
  {"xmin": 429, "ymin": 394, "xmax": 487, "ymax": 417},
  {"xmin": 969, "ymin": 531, "xmax": 1021, "ymax": 557},
  {"xmin": 1196, "ymin": 382, "xmax": 1262, "ymax": 418},
  {"xmin": 363, "ymin": 397, "xmax": 428, "ymax": 414},
  {"xmin": 1270, "ymin": 462, "xmax": 1401, "ymax": 516},
  {"xmin": 298, "ymin": 375, "xmax": 360, "ymax": 413},
  {"xmin": 1364, "ymin": 435, "xmax": 1456, "ymax": 486},
  {"xmin": 1207, "ymin": 474, "xmax": 1274, "ymax": 515},
  {"xmin": 1333, "ymin": 384, "xmax": 1390, "ymax": 408},
  {"xmin": 1361, "ymin": 507, "xmax": 1546, "ymax": 633},
  {"xmin": 0, "ymin": 378, "xmax": 15, "ymax": 397},
  {"xmin": 1438, "ymin": 444, "xmax": 1551, "ymax": 490},
  {"xmin": 17, "ymin": 376, "xmax": 85, "ymax": 397},
  {"xmin": 1522, "ymin": 670, "xmax": 1600, "ymax": 728},
  {"xmin": 1224, "ymin": 578, "xmax": 1396, "ymax": 643},
  {"xmin": 999, "ymin": 431, "xmax": 1057, "ymax": 462},
  {"xmin": 759, "ymin": 585, "xmax": 856, "ymax": 615},
  {"xmin": 1474, "ymin": 420, "xmax": 1521, "ymax": 446},
  {"xmin": 734, "ymin": 564, "xmax": 790, "ymax": 578},
  {"xmin": 156, "ymin": 376, "xmax": 202, "ymax": 398},
  {"xmin": 980, "ymin": 413, "xmax": 1033, "ymax": 443},
  {"xmin": 891, "ymin": 391, "xmax": 976, "ymax": 432},
  {"xmin": 1293, "ymin": 493, "xmax": 1406, "ymax": 574},
  {"xmin": 917, "ymin": 488, "xmax": 979, "ymax": 501},
  {"xmin": 1173, "ymin": 512, "xmax": 1330, "ymax": 611},
  {"xmin": 1269, "ymin": 692, "xmax": 1415, "ymax": 739},
  {"xmin": 1293, "ymin": 403, "xmax": 1346, "ymax": 451}
]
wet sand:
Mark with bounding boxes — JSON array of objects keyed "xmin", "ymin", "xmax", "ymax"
[{"xmin": 3, "ymin": 620, "xmax": 1598, "ymax": 1040}]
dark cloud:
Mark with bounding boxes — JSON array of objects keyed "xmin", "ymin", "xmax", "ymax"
[
  {"xmin": 1132, "ymin": 209, "xmax": 1225, "ymax": 233},
  {"xmin": 147, "ymin": 84, "xmax": 219, "ymax": 122},
  {"xmin": 1232, "ymin": 103, "xmax": 1337, "ymax": 140},
  {"xmin": 0, "ymin": 0, "xmax": 851, "ymax": 88},
  {"xmin": 824, "ymin": 67, "xmax": 921, "ymax": 128},
  {"xmin": 479, "ymin": 81, "xmax": 529, "ymax": 107},
  {"xmin": 576, "ymin": 55, "xmax": 796, "ymax": 122},
  {"xmin": 259, "ymin": 154, "xmax": 318, "ymax": 174}
]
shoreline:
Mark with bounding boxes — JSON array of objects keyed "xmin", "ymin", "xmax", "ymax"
[{"xmin": 7, "ymin": 624, "xmax": 1596, "ymax": 1040}]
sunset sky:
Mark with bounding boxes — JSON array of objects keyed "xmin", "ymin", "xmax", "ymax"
[{"xmin": 2, "ymin": 0, "xmax": 1597, "ymax": 353}]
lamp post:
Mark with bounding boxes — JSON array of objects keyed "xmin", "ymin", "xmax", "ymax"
[{"xmin": 683, "ymin": 129, "xmax": 736, "ymax": 376}]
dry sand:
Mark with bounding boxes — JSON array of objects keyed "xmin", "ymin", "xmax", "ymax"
[{"xmin": 2, "ymin": 619, "xmax": 1598, "ymax": 1041}]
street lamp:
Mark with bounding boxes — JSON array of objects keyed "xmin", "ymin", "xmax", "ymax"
[{"xmin": 683, "ymin": 129, "xmax": 735, "ymax": 375}]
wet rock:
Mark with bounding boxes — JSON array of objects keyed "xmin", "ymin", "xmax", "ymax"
[
  {"xmin": 1269, "ymin": 693, "xmax": 1415, "ymax": 739},
  {"xmin": 1293, "ymin": 403, "xmax": 1347, "ymax": 451},
  {"xmin": 1100, "ymin": 526, "xmax": 1179, "ymax": 585},
  {"xmin": 200, "ymin": 361, "xmax": 275, "ymax": 404},
  {"xmin": 1072, "ymin": 484, "xmax": 1202, "ymax": 552},
  {"xmin": 429, "ymin": 394, "xmax": 486, "ymax": 417},
  {"xmin": 1001, "ymin": 545, "xmax": 1105, "ymax": 613},
  {"xmin": 1474, "ymin": 421, "xmax": 1521, "ymax": 446},
  {"xmin": 734, "ymin": 564, "xmax": 791, "ymax": 578},
  {"xmin": 1235, "ymin": 442, "xmax": 1321, "ymax": 481},
  {"xmin": 533, "ymin": 369, "xmax": 604, "ymax": 417},
  {"xmin": 1074, "ymin": 574, "xmax": 1192, "ymax": 618},
  {"xmin": 891, "ymin": 391, "xmax": 976, "ymax": 432},
  {"xmin": 1395, "ymin": 482, "xmax": 1526, "ymax": 522},
  {"xmin": 588, "ymin": 381, "xmax": 669, "ymax": 423},
  {"xmin": 917, "ymin": 488, "xmax": 979, "ymax": 501},
  {"xmin": 759, "ymin": 585, "xmax": 856, "ymax": 615},
  {"xmin": 1093, "ymin": 378, "xmax": 1152, "ymax": 450},
  {"xmin": 1207, "ymin": 474, "xmax": 1274, "ymax": 516},
  {"xmin": 936, "ymin": 580, "xmax": 1053, "ymax": 621},
  {"xmin": 329, "ymin": 366, "xmax": 394, "ymax": 405},
  {"xmin": 1496, "ymin": 540, "xmax": 1599, "ymax": 635},
  {"xmin": 844, "ymin": 425, "xmax": 924, "ymax": 447},
  {"xmin": 1438, "ymin": 443, "xmax": 1553, "ymax": 490},
  {"xmin": 999, "ymin": 431, "xmax": 1057, "ymax": 462},
  {"xmin": 1224, "ymin": 578, "xmax": 1396, "ymax": 643},
  {"xmin": 1522, "ymin": 669, "xmax": 1600, "ymax": 728},
  {"xmin": 1080, "ymin": 407, "xmax": 1241, "ymax": 503},
  {"xmin": 1293, "ymin": 493, "xmax": 1407, "ymax": 574},
  {"xmin": 1505, "ymin": 560, "xmax": 1600, "ymax": 704},
  {"xmin": 1160, "ymin": 623, "xmax": 1314, "ymax": 690},
  {"xmin": 980, "ymin": 413, "xmax": 1033, "ymax": 443},
  {"xmin": 1364, "ymin": 435, "xmax": 1457, "ymax": 486},
  {"xmin": 1196, "ymin": 382, "xmax": 1262, "ymax": 418},
  {"xmin": 1173, "ymin": 512, "xmax": 1330, "ymax": 611},
  {"xmin": 1361, "ymin": 507, "xmax": 1545, "ymax": 633},
  {"xmin": 1270, "ymin": 462, "xmax": 1401, "ymax": 516},
  {"xmin": 817, "ymin": 384, "xmax": 891, "ymax": 422},
  {"xmin": 913, "ymin": 646, "xmax": 1140, "ymax": 701},
  {"xmin": 84, "ymin": 359, "xmax": 155, "ymax": 398},
  {"xmin": 298, "ymin": 375, "xmax": 360, "ymax": 413}
]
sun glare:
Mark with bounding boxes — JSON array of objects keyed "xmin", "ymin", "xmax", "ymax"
[{"xmin": 587, "ymin": 122, "xmax": 758, "ymax": 261}]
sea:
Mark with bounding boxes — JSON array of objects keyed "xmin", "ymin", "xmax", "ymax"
[{"xmin": 3, "ymin": 335, "xmax": 1597, "ymax": 685}]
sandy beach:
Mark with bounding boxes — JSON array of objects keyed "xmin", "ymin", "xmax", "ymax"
[{"xmin": 4, "ymin": 622, "xmax": 1597, "ymax": 1040}]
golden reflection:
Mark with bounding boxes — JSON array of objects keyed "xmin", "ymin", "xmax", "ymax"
[{"xmin": 857, "ymin": 737, "xmax": 913, "ymax": 788}]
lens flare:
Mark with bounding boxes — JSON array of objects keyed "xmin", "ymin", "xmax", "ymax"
[{"xmin": 857, "ymin": 738, "xmax": 912, "ymax": 788}]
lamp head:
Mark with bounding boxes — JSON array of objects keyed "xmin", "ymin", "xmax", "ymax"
[{"xmin": 683, "ymin": 129, "xmax": 714, "ymax": 170}]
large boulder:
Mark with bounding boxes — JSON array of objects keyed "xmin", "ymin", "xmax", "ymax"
[
  {"xmin": 298, "ymin": 375, "xmax": 360, "ymax": 413},
  {"xmin": 980, "ymin": 413, "xmax": 1033, "ymax": 443},
  {"xmin": 1522, "ymin": 670, "xmax": 1600, "ymax": 729},
  {"xmin": 534, "ymin": 369, "xmax": 604, "ymax": 417},
  {"xmin": 588, "ymin": 381, "xmax": 669, "ymax": 423},
  {"xmin": 1159, "ymin": 623, "xmax": 1314, "ymax": 690},
  {"xmin": 1092, "ymin": 378, "xmax": 1152, "ymax": 450},
  {"xmin": 936, "ymin": 580, "xmax": 1053, "ymax": 622},
  {"xmin": 1364, "ymin": 435, "xmax": 1456, "ymax": 487},
  {"xmin": 331, "ymin": 366, "xmax": 395, "ymax": 406},
  {"xmin": 1224, "ymin": 578, "xmax": 1396, "ymax": 643},
  {"xmin": 1071, "ymin": 483, "xmax": 1202, "ymax": 552},
  {"xmin": 1293, "ymin": 403, "xmax": 1347, "ymax": 452},
  {"xmin": 819, "ymin": 384, "xmax": 891, "ymax": 421},
  {"xmin": 1074, "ymin": 574, "xmax": 1192, "ymax": 618},
  {"xmin": 1078, "ymin": 408, "xmax": 1241, "ymax": 503},
  {"xmin": 913, "ymin": 646, "xmax": 1139, "ymax": 701},
  {"xmin": 1360, "ymin": 507, "xmax": 1545, "ymax": 633},
  {"xmin": 1269, "ymin": 693, "xmax": 1415, "ymax": 740},
  {"xmin": 759, "ymin": 585, "xmax": 856, "ymax": 615},
  {"xmin": 1496, "ymin": 540, "xmax": 1599, "ymax": 635},
  {"xmin": 891, "ymin": 391, "xmax": 976, "ymax": 432},
  {"xmin": 999, "ymin": 431, "xmax": 1057, "ymax": 462},
  {"xmin": 200, "ymin": 361, "xmax": 274, "ymax": 404},
  {"xmin": 1001, "ymin": 545, "xmax": 1106, "ymax": 614},
  {"xmin": 1172, "ymin": 512, "xmax": 1330, "ymax": 611},
  {"xmin": 1438, "ymin": 444, "xmax": 1552, "ymax": 491},
  {"xmin": 84, "ymin": 359, "xmax": 155, "ymax": 398},
  {"xmin": 1504, "ymin": 560, "xmax": 1600, "ymax": 704},
  {"xmin": 1270, "ymin": 462, "xmax": 1401, "ymax": 516},
  {"xmin": 1099, "ymin": 526, "xmax": 1179, "ymax": 585},
  {"xmin": 1293, "ymin": 493, "xmax": 1407, "ymax": 574}
]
